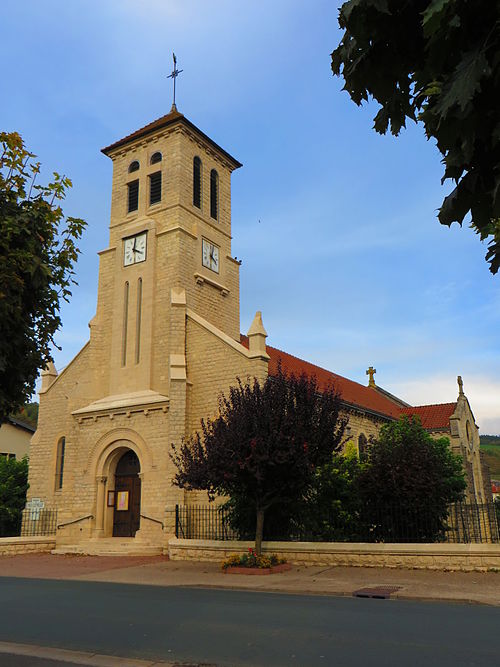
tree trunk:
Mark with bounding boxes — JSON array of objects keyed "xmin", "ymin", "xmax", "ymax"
[{"xmin": 255, "ymin": 508, "xmax": 265, "ymax": 556}]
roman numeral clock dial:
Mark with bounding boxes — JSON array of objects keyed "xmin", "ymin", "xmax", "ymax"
[
  {"xmin": 202, "ymin": 238, "xmax": 219, "ymax": 273},
  {"xmin": 123, "ymin": 232, "xmax": 147, "ymax": 266}
]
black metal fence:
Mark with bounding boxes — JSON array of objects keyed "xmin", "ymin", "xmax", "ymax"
[
  {"xmin": 20, "ymin": 509, "xmax": 58, "ymax": 537},
  {"xmin": 173, "ymin": 502, "xmax": 500, "ymax": 544},
  {"xmin": 0, "ymin": 509, "xmax": 58, "ymax": 538}
]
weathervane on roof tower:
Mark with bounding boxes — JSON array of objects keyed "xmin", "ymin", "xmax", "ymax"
[{"xmin": 167, "ymin": 52, "xmax": 183, "ymax": 112}]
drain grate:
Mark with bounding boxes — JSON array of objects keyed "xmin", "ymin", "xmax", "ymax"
[{"xmin": 353, "ymin": 585, "xmax": 402, "ymax": 599}]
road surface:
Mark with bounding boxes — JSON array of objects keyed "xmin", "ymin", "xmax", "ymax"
[{"xmin": 0, "ymin": 578, "xmax": 498, "ymax": 666}]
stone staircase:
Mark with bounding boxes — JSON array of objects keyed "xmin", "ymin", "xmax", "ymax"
[{"xmin": 51, "ymin": 537, "xmax": 165, "ymax": 556}]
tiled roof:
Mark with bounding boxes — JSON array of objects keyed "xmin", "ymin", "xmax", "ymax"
[
  {"xmin": 240, "ymin": 336, "xmax": 402, "ymax": 419},
  {"xmin": 400, "ymin": 403, "xmax": 457, "ymax": 430},
  {"xmin": 240, "ymin": 336, "xmax": 458, "ymax": 430},
  {"xmin": 101, "ymin": 109, "xmax": 242, "ymax": 169}
]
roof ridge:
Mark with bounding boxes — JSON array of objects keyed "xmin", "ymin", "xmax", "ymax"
[
  {"xmin": 404, "ymin": 402, "xmax": 457, "ymax": 410},
  {"xmin": 266, "ymin": 343, "xmax": 363, "ymax": 388}
]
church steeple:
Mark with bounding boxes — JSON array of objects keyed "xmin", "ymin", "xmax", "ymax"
[{"xmin": 95, "ymin": 107, "xmax": 244, "ymax": 397}]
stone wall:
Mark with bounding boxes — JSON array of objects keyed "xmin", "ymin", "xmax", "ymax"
[
  {"xmin": 168, "ymin": 538, "xmax": 500, "ymax": 572},
  {"xmin": 0, "ymin": 537, "xmax": 55, "ymax": 556}
]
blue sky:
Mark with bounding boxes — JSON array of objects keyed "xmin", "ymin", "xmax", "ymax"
[{"xmin": 2, "ymin": 1, "xmax": 499, "ymax": 434}]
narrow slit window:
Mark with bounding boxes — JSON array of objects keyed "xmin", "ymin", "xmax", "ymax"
[
  {"xmin": 149, "ymin": 171, "xmax": 162, "ymax": 205},
  {"xmin": 127, "ymin": 179, "xmax": 139, "ymax": 212},
  {"xmin": 128, "ymin": 160, "xmax": 140, "ymax": 173},
  {"xmin": 210, "ymin": 169, "xmax": 219, "ymax": 220},
  {"xmin": 150, "ymin": 152, "xmax": 162, "ymax": 165},
  {"xmin": 135, "ymin": 278, "xmax": 142, "ymax": 364},
  {"xmin": 193, "ymin": 156, "xmax": 202, "ymax": 209},
  {"xmin": 122, "ymin": 281, "xmax": 129, "ymax": 366},
  {"xmin": 55, "ymin": 437, "xmax": 66, "ymax": 490}
]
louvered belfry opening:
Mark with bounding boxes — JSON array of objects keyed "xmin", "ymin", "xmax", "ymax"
[
  {"xmin": 150, "ymin": 151, "xmax": 162, "ymax": 165},
  {"xmin": 149, "ymin": 171, "xmax": 161, "ymax": 205},
  {"xmin": 210, "ymin": 168, "xmax": 218, "ymax": 220},
  {"xmin": 127, "ymin": 179, "xmax": 139, "ymax": 212},
  {"xmin": 193, "ymin": 156, "xmax": 202, "ymax": 208}
]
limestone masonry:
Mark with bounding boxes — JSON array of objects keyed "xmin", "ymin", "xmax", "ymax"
[{"xmin": 27, "ymin": 106, "xmax": 492, "ymax": 553}]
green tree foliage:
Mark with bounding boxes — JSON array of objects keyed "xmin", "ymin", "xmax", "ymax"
[
  {"xmin": 331, "ymin": 1, "xmax": 500, "ymax": 273},
  {"xmin": 357, "ymin": 416, "xmax": 466, "ymax": 541},
  {"xmin": 300, "ymin": 452, "xmax": 362, "ymax": 541},
  {"xmin": 0, "ymin": 132, "xmax": 86, "ymax": 423},
  {"xmin": 0, "ymin": 456, "xmax": 29, "ymax": 537},
  {"xmin": 10, "ymin": 402, "xmax": 39, "ymax": 429},
  {"xmin": 171, "ymin": 368, "xmax": 346, "ymax": 554}
]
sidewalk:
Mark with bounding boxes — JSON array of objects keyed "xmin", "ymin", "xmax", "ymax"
[{"xmin": 1, "ymin": 553, "xmax": 499, "ymax": 606}]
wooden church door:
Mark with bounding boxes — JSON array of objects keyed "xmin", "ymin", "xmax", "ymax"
[{"xmin": 113, "ymin": 450, "xmax": 141, "ymax": 537}]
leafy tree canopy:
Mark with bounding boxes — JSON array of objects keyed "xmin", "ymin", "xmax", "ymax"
[
  {"xmin": 357, "ymin": 415, "xmax": 466, "ymax": 540},
  {"xmin": 0, "ymin": 132, "xmax": 86, "ymax": 423},
  {"xmin": 171, "ymin": 368, "xmax": 346, "ymax": 553},
  {"xmin": 0, "ymin": 456, "xmax": 29, "ymax": 537},
  {"xmin": 10, "ymin": 402, "xmax": 39, "ymax": 429},
  {"xmin": 332, "ymin": 0, "xmax": 500, "ymax": 273}
]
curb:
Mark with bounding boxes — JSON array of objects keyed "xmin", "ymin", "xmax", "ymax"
[{"xmin": 0, "ymin": 641, "xmax": 215, "ymax": 667}]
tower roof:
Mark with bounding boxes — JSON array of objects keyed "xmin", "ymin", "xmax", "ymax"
[{"xmin": 101, "ymin": 108, "xmax": 242, "ymax": 169}]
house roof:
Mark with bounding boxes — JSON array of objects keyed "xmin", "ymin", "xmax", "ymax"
[
  {"xmin": 7, "ymin": 416, "xmax": 35, "ymax": 433},
  {"xmin": 400, "ymin": 403, "xmax": 457, "ymax": 430},
  {"xmin": 101, "ymin": 108, "xmax": 242, "ymax": 169},
  {"xmin": 240, "ymin": 335, "xmax": 456, "ymax": 429},
  {"xmin": 240, "ymin": 336, "xmax": 403, "ymax": 419}
]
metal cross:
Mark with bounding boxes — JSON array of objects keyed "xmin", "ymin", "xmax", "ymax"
[
  {"xmin": 366, "ymin": 366, "xmax": 376, "ymax": 387},
  {"xmin": 167, "ymin": 52, "xmax": 183, "ymax": 110}
]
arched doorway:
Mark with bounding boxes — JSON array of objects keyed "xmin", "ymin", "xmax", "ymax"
[{"xmin": 113, "ymin": 450, "xmax": 141, "ymax": 537}]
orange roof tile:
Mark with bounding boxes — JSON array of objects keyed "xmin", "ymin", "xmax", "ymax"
[
  {"xmin": 400, "ymin": 403, "xmax": 457, "ymax": 430},
  {"xmin": 101, "ymin": 109, "xmax": 242, "ymax": 169},
  {"xmin": 240, "ymin": 338, "xmax": 459, "ymax": 429},
  {"xmin": 240, "ymin": 336, "xmax": 403, "ymax": 419}
]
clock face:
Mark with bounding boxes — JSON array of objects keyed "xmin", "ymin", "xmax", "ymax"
[
  {"xmin": 124, "ymin": 232, "xmax": 147, "ymax": 266},
  {"xmin": 202, "ymin": 238, "xmax": 219, "ymax": 273}
]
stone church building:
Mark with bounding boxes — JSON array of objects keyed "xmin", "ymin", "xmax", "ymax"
[{"xmin": 27, "ymin": 106, "xmax": 491, "ymax": 553}]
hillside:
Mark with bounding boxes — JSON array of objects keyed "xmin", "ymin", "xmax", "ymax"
[{"xmin": 480, "ymin": 435, "xmax": 500, "ymax": 479}]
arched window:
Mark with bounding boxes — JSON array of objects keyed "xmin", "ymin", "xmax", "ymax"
[
  {"xmin": 210, "ymin": 169, "xmax": 219, "ymax": 220},
  {"xmin": 128, "ymin": 160, "xmax": 140, "ymax": 173},
  {"xmin": 150, "ymin": 152, "xmax": 162, "ymax": 165},
  {"xmin": 193, "ymin": 156, "xmax": 202, "ymax": 209},
  {"xmin": 358, "ymin": 434, "xmax": 367, "ymax": 462},
  {"xmin": 55, "ymin": 437, "xmax": 66, "ymax": 490}
]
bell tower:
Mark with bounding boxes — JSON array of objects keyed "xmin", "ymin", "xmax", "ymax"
[{"xmin": 91, "ymin": 107, "xmax": 243, "ymax": 398}]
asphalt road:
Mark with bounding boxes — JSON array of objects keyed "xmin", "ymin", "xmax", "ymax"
[{"xmin": 0, "ymin": 577, "xmax": 499, "ymax": 666}]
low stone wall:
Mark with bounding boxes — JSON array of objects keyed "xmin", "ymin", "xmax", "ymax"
[
  {"xmin": 0, "ymin": 536, "xmax": 56, "ymax": 556},
  {"xmin": 168, "ymin": 538, "xmax": 500, "ymax": 572}
]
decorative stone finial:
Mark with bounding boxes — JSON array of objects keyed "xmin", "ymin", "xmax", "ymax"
[
  {"xmin": 366, "ymin": 366, "xmax": 376, "ymax": 388},
  {"xmin": 40, "ymin": 362, "xmax": 58, "ymax": 392},
  {"xmin": 457, "ymin": 375, "xmax": 464, "ymax": 396},
  {"xmin": 247, "ymin": 311, "xmax": 268, "ymax": 358}
]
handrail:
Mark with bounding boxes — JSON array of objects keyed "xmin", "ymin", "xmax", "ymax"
[
  {"xmin": 140, "ymin": 513, "xmax": 164, "ymax": 529},
  {"xmin": 57, "ymin": 514, "xmax": 94, "ymax": 529}
]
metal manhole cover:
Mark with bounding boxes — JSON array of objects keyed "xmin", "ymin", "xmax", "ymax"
[{"xmin": 353, "ymin": 585, "xmax": 402, "ymax": 599}]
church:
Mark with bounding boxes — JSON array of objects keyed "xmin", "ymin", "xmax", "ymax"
[{"xmin": 26, "ymin": 102, "xmax": 492, "ymax": 554}]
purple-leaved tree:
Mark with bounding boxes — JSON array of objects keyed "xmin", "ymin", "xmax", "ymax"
[{"xmin": 171, "ymin": 367, "xmax": 346, "ymax": 554}]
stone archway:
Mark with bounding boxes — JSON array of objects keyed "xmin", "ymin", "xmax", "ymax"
[
  {"xmin": 112, "ymin": 450, "xmax": 141, "ymax": 537},
  {"xmin": 91, "ymin": 435, "xmax": 149, "ymax": 539}
]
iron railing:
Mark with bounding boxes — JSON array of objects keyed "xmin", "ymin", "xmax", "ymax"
[
  {"xmin": 20, "ymin": 509, "xmax": 58, "ymax": 537},
  {"xmin": 173, "ymin": 502, "xmax": 500, "ymax": 544}
]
